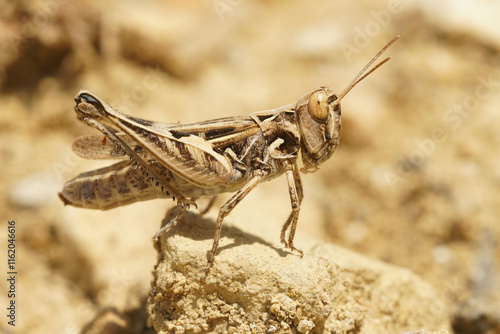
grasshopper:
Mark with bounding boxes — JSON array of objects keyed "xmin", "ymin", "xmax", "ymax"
[{"xmin": 59, "ymin": 36, "xmax": 398, "ymax": 281}]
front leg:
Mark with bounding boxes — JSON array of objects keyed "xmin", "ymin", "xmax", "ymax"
[
  {"xmin": 202, "ymin": 171, "xmax": 266, "ymax": 283},
  {"xmin": 280, "ymin": 161, "xmax": 304, "ymax": 257}
]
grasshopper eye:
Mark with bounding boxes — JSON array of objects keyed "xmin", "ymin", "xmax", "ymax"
[{"xmin": 308, "ymin": 91, "xmax": 329, "ymax": 123}]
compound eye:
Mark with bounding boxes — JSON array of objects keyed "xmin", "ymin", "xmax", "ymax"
[{"xmin": 308, "ymin": 91, "xmax": 329, "ymax": 123}]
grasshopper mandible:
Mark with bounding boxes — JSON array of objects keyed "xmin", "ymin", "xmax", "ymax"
[{"xmin": 59, "ymin": 36, "xmax": 399, "ymax": 281}]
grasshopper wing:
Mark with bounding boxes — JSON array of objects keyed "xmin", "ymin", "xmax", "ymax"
[
  {"xmin": 71, "ymin": 134, "xmax": 151, "ymax": 160},
  {"xmin": 118, "ymin": 125, "xmax": 235, "ymax": 188},
  {"xmin": 75, "ymin": 91, "xmax": 236, "ymax": 188}
]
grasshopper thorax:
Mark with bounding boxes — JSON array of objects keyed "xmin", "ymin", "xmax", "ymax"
[{"xmin": 296, "ymin": 87, "xmax": 341, "ymax": 173}]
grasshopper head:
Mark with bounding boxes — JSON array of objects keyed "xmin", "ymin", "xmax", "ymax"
[
  {"xmin": 296, "ymin": 35, "xmax": 399, "ymax": 173},
  {"xmin": 296, "ymin": 87, "xmax": 341, "ymax": 173}
]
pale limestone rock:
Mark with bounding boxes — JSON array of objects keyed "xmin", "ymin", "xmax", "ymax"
[{"xmin": 147, "ymin": 210, "xmax": 451, "ymax": 334}]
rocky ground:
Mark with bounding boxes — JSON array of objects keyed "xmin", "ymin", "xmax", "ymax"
[{"xmin": 1, "ymin": 0, "xmax": 500, "ymax": 333}]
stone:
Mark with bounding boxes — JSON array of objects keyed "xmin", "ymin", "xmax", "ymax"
[{"xmin": 147, "ymin": 210, "xmax": 451, "ymax": 333}]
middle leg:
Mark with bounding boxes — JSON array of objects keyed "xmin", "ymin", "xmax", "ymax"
[{"xmin": 202, "ymin": 172, "xmax": 265, "ymax": 282}]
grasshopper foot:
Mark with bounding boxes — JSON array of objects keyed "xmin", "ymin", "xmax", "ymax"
[
  {"xmin": 152, "ymin": 202, "xmax": 190, "ymax": 250},
  {"xmin": 282, "ymin": 239, "xmax": 304, "ymax": 258},
  {"xmin": 290, "ymin": 244, "xmax": 304, "ymax": 258},
  {"xmin": 200, "ymin": 262, "xmax": 214, "ymax": 284},
  {"xmin": 179, "ymin": 197, "xmax": 197, "ymax": 210}
]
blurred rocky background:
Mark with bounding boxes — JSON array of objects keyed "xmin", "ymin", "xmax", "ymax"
[{"xmin": 1, "ymin": 0, "xmax": 499, "ymax": 333}]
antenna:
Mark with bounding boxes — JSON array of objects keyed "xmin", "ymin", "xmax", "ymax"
[{"xmin": 329, "ymin": 35, "xmax": 400, "ymax": 106}]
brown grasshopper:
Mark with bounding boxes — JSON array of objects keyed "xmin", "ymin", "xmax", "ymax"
[{"xmin": 59, "ymin": 36, "xmax": 398, "ymax": 281}]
